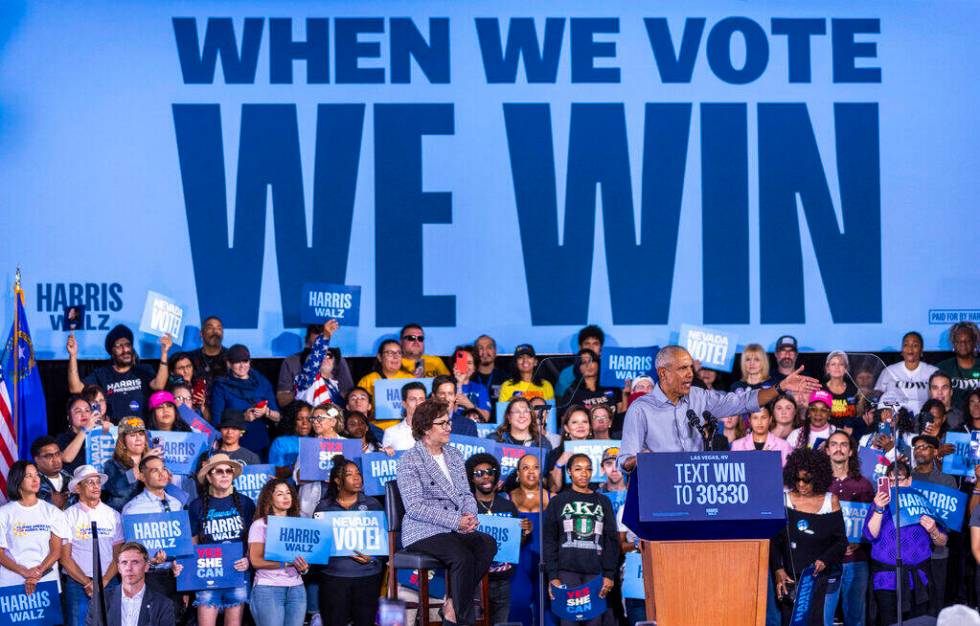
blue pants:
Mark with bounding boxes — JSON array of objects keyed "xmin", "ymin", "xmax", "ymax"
[
  {"xmin": 766, "ymin": 573, "xmax": 781, "ymax": 626},
  {"xmin": 64, "ymin": 577, "xmax": 119, "ymax": 626},
  {"xmin": 250, "ymin": 583, "xmax": 307, "ymax": 626},
  {"xmin": 823, "ymin": 561, "xmax": 868, "ymax": 626}
]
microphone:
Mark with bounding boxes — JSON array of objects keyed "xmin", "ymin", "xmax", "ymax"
[
  {"xmin": 702, "ymin": 410, "xmax": 718, "ymax": 432},
  {"xmin": 686, "ymin": 409, "xmax": 701, "ymax": 431}
]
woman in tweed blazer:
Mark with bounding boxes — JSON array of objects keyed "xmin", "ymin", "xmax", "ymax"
[{"xmin": 396, "ymin": 400, "xmax": 497, "ymax": 626}]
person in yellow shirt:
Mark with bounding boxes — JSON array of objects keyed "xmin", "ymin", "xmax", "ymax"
[
  {"xmin": 358, "ymin": 340, "xmax": 413, "ymax": 430},
  {"xmin": 399, "ymin": 324, "xmax": 450, "ymax": 378},
  {"xmin": 499, "ymin": 344, "xmax": 555, "ymax": 402}
]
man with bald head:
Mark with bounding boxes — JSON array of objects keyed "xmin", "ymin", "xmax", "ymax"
[{"xmin": 618, "ymin": 345, "xmax": 820, "ymax": 471}]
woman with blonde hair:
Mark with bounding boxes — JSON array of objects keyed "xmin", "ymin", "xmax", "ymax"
[{"xmin": 731, "ymin": 344, "xmax": 774, "ymax": 392}]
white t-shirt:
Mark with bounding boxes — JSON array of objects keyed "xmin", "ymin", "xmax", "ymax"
[
  {"xmin": 47, "ymin": 474, "xmax": 65, "ymax": 492},
  {"xmin": 874, "ymin": 361, "xmax": 938, "ymax": 413},
  {"xmin": 382, "ymin": 421, "xmax": 415, "ymax": 452},
  {"xmin": 0, "ymin": 499, "xmax": 69, "ymax": 586},
  {"xmin": 786, "ymin": 424, "xmax": 836, "ymax": 449},
  {"xmin": 63, "ymin": 501, "xmax": 124, "ymax": 577},
  {"xmin": 432, "ymin": 454, "xmax": 452, "ymax": 481}
]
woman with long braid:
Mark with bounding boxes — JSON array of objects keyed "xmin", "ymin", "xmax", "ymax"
[{"xmin": 188, "ymin": 454, "xmax": 256, "ymax": 626}]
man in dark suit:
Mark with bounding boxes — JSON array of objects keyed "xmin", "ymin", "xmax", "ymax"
[{"xmin": 86, "ymin": 542, "xmax": 175, "ymax": 626}]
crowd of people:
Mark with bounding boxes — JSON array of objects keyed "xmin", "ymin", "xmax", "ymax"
[{"xmin": 3, "ymin": 317, "xmax": 980, "ymax": 626}]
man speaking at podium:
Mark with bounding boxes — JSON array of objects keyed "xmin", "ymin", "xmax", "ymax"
[{"xmin": 619, "ymin": 346, "xmax": 820, "ymax": 472}]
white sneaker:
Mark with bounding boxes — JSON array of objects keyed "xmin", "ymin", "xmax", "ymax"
[{"xmin": 308, "ymin": 614, "xmax": 323, "ymax": 626}]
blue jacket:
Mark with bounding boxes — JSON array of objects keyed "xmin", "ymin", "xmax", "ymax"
[
  {"xmin": 103, "ymin": 458, "xmax": 139, "ymax": 512},
  {"xmin": 210, "ymin": 371, "xmax": 279, "ymax": 461},
  {"xmin": 396, "ymin": 441, "xmax": 477, "ymax": 547}
]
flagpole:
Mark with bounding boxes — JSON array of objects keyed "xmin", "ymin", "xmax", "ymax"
[{"xmin": 11, "ymin": 267, "xmax": 20, "ymax": 456}]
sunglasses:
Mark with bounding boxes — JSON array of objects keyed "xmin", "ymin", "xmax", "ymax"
[
  {"xmin": 472, "ymin": 469, "xmax": 497, "ymax": 478},
  {"xmin": 796, "ymin": 475, "xmax": 814, "ymax": 484},
  {"xmin": 210, "ymin": 467, "xmax": 234, "ymax": 476},
  {"xmin": 402, "ymin": 335, "xmax": 425, "ymax": 342}
]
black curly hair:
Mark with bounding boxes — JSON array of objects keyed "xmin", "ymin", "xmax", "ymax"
[{"xmin": 782, "ymin": 447, "xmax": 834, "ymax": 494}]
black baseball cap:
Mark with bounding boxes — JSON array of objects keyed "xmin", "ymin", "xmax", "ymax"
[
  {"xmin": 776, "ymin": 335, "xmax": 798, "ymax": 351},
  {"xmin": 514, "ymin": 344, "xmax": 536, "ymax": 358},
  {"xmin": 226, "ymin": 344, "xmax": 251, "ymax": 363}
]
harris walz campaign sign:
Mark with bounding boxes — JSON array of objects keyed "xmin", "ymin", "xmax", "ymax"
[
  {"xmin": 0, "ymin": 581, "xmax": 62, "ymax": 626},
  {"xmin": 300, "ymin": 283, "xmax": 361, "ymax": 325},
  {"xmin": 123, "ymin": 510, "xmax": 194, "ymax": 557}
]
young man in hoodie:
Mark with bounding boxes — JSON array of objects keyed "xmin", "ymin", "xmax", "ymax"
[{"xmin": 543, "ymin": 453, "xmax": 620, "ymax": 626}]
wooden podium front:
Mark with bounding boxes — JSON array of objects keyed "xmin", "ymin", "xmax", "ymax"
[{"xmin": 640, "ymin": 539, "xmax": 769, "ymax": 626}]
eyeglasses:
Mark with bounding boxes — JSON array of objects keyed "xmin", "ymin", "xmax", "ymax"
[
  {"xmin": 382, "ymin": 350, "xmax": 402, "ymax": 357},
  {"xmin": 912, "ymin": 444, "xmax": 935, "ymax": 451},
  {"xmin": 402, "ymin": 335, "xmax": 425, "ymax": 343},
  {"xmin": 472, "ymin": 469, "xmax": 497, "ymax": 478},
  {"xmin": 432, "ymin": 419, "xmax": 452, "ymax": 430},
  {"xmin": 173, "ymin": 395, "xmax": 192, "ymax": 403},
  {"xmin": 210, "ymin": 467, "xmax": 234, "ymax": 476},
  {"xmin": 37, "ymin": 451, "xmax": 62, "ymax": 460}
]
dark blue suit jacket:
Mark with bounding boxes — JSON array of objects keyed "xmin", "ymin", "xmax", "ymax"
[{"xmin": 85, "ymin": 584, "xmax": 174, "ymax": 626}]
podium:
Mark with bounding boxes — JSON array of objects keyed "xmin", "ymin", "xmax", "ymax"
[{"xmin": 622, "ymin": 451, "xmax": 785, "ymax": 626}]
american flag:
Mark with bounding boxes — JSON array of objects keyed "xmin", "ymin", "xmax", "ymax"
[{"xmin": 0, "ymin": 364, "xmax": 14, "ymax": 503}]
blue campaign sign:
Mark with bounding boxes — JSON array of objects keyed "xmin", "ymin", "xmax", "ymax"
[
  {"xmin": 679, "ymin": 324, "xmax": 738, "ymax": 372},
  {"xmin": 599, "ymin": 346, "xmax": 658, "ymax": 388},
  {"xmin": 317, "ymin": 511, "xmax": 389, "ymax": 557},
  {"xmin": 361, "ymin": 451, "xmax": 402, "ymax": 497},
  {"xmin": 0, "ymin": 580, "xmax": 63, "ymax": 626},
  {"xmin": 890, "ymin": 488, "xmax": 939, "ymax": 529},
  {"xmin": 476, "ymin": 423, "xmax": 498, "ymax": 438},
  {"xmin": 397, "ymin": 568, "xmax": 446, "ymax": 599},
  {"xmin": 448, "ymin": 435, "xmax": 495, "ymax": 460},
  {"xmin": 550, "ymin": 575, "xmax": 607, "ymax": 622},
  {"xmin": 86, "ymin": 426, "xmax": 118, "ymax": 473},
  {"xmin": 265, "ymin": 516, "xmax": 333, "ymax": 565},
  {"xmin": 373, "ymin": 378, "xmax": 433, "ymax": 421},
  {"xmin": 621, "ymin": 552, "xmax": 644, "ymax": 600},
  {"xmin": 942, "ymin": 432, "xmax": 979, "ymax": 477},
  {"xmin": 493, "ymin": 403, "xmax": 557, "ymax": 436},
  {"xmin": 176, "ymin": 543, "xmax": 246, "ymax": 592},
  {"xmin": 858, "ymin": 446, "xmax": 890, "ymax": 484},
  {"xmin": 234, "ymin": 464, "xmax": 276, "ymax": 502},
  {"xmin": 630, "ymin": 451, "xmax": 785, "ymax": 541},
  {"xmin": 149, "ymin": 430, "xmax": 208, "ymax": 475},
  {"xmin": 497, "ymin": 444, "xmax": 542, "ymax": 480},
  {"xmin": 138, "ymin": 290, "xmax": 185, "ymax": 339},
  {"xmin": 565, "ymin": 440, "xmax": 621, "ymax": 479},
  {"xmin": 912, "ymin": 481, "xmax": 967, "ymax": 531},
  {"xmin": 789, "ymin": 564, "xmax": 818, "ymax": 626},
  {"xmin": 299, "ymin": 283, "xmax": 361, "ymax": 326},
  {"xmin": 123, "ymin": 510, "xmax": 194, "ymax": 557},
  {"xmin": 477, "ymin": 514, "xmax": 521, "ymax": 564},
  {"xmin": 182, "ymin": 405, "xmax": 218, "ymax": 446},
  {"xmin": 297, "ymin": 437, "xmax": 363, "ymax": 481},
  {"xmin": 840, "ymin": 501, "xmax": 871, "ymax": 543}
]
